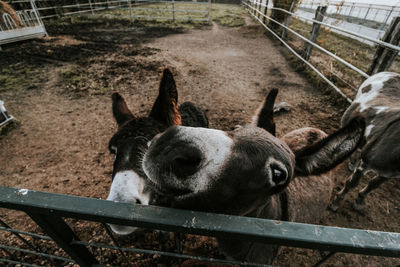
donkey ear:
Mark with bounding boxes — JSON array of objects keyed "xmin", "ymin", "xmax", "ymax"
[
  {"xmin": 294, "ymin": 117, "xmax": 365, "ymax": 176},
  {"xmin": 256, "ymin": 88, "xmax": 278, "ymax": 136},
  {"xmin": 112, "ymin": 92, "xmax": 135, "ymax": 127},
  {"xmin": 149, "ymin": 69, "xmax": 182, "ymax": 126}
]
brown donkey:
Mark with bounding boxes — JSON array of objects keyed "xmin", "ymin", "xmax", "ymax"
[
  {"xmin": 142, "ymin": 89, "xmax": 365, "ymax": 264},
  {"xmin": 107, "ymin": 69, "xmax": 208, "ymax": 235}
]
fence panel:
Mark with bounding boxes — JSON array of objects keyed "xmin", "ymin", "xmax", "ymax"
[
  {"xmin": 0, "ymin": 0, "xmax": 47, "ymax": 50},
  {"xmin": 1, "ymin": 186, "xmax": 400, "ymax": 266},
  {"xmin": 6, "ymin": 0, "xmax": 211, "ymax": 22},
  {"xmin": 244, "ymin": 0, "xmax": 400, "ymax": 103}
]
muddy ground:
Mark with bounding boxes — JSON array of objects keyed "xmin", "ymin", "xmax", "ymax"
[{"xmin": 0, "ymin": 9, "xmax": 399, "ymax": 267}]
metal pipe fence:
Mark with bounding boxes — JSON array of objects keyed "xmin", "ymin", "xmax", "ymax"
[
  {"xmin": 298, "ymin": 0, "xmax": 400, "ymax": 33},
  {"xmin": 5, "ymin": 0, "xmax": 211, "ymax": 21},
  {"xmin": 0, "ymin": 186, "xmax": 399, "ymax": 266},
  {"xmin": 244, "ymin": 0, "xmax": 400, "ymax": 103},
  {"xmin": 0, "ymin": 0, "xmax": 47, "ymax": 50}
]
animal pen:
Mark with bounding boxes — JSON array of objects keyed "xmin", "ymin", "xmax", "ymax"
[{"xmin": 1, "ymin": 0, "xmax": 400, "ymax": 266}]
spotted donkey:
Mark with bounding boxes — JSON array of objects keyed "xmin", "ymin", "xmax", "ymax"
[
  {"xmin": 107, "ymin": 69, "xmax": 208, "ymax": 235},
  {"xmin": 330, "ymin": 72, "xmax": 400, "ymax": 211},
  {"xmin": 142, "ymin": 89, "xmax": 365, "ymax": 264}
]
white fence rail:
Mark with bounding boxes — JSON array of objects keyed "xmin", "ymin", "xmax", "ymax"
[
  {"xmin": 299, "ymin": 0, "xmax": 400, "ymax": 31},
  {"xmin": 0, "ymin": 0, "xmax": 47, "ymax": 50},
  {"xmin": 244, "ymin": 0, "xmax": 400, "ymax": 103}
]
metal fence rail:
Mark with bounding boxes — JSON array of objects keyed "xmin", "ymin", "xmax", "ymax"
[
  {"xmin": 300, "ymin": 0, "xmax": 400, "ymax": 30},
  {"xmin": 0, "ymin": 186, "xmax": 399, "ymax": 266},
  {"xmin": 5, "ymin": 0, "xmax": 211, "ymax": 21},
  {"xmin": 244, "ymin": 0, "xmax": 400, "ymax": 102}
]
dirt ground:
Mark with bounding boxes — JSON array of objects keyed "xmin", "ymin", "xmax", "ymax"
[{"xmin": 0, "ymin": 10, "xmax": 399, "ymax": 267}]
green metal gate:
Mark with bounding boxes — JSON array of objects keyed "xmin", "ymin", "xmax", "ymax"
[{"xmin": 0, "ymin": 186, "xmax": 399, "ymax": 266}]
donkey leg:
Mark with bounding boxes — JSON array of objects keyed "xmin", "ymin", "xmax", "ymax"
[
  {"xmin": 353, "ymin": 176, "xmax": 389, "ymax": 211},
  {"xmin": 348, "ymin": 148, "xmax": 361, "ymax": 171},
  {"xmin": 329, "ymin": 160, "xmax": 367, "ymax": 211}
]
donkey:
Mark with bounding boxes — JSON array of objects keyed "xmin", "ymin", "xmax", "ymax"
[
  {"xmin": 142, "ymin": 89, "xmax": 365, "ymax": 264},
  {"xmin": 107, "ymin": 68, "xmax": 208, "ymax": 235},
  {"xmin": 330, "ymin": 72, "xmax": 400, "ymax": 211}
]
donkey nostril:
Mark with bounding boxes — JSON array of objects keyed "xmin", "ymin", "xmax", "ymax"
[
  {"xmin": 135, "ymin": 199, "xmax": 142, "ymax": 205},
  {"xmin": 171, "ymin": 152, "xmax": 202, "ymax": 179},
  {"xmin": 174, "ymin": 156, "xmax": 201, "ymax": 167}
]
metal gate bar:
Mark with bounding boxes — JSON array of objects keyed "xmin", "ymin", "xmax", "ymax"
[{"xmin": 1, "ymin": 186, "xmax": 399, "ymax": 259}]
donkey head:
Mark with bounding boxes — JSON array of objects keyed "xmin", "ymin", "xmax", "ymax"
[
  {"xmin": 143, "ymin": 89, "xmax": 365, "ymax": 215},
  {"xmin": 107, "ymin": 69, "xmax": 181, "ymax": 234}
]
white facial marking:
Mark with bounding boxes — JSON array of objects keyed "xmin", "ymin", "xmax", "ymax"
[
  {"xmin": 144, "ymin": 127, "xmax": 233, "ymax": 193},
  {"xmin": 107, "ymin": 170, "xmax": 150, "ymax": 235},
  {"xmin": 178, "ymin": 127, "xmax": 233, "ymax": 192},
  {"xmin": 355, "ymin": 72, "xmax": 397, "ymax": 112},
  {"xmin": 365, "ymin": 124, "xmax": 374, "ymax": 137},
  {"xmin": 107, "ymin": 170, "xmax": 150, "ymax": 204}
]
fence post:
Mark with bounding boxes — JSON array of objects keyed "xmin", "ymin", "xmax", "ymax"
[
  {"xmin": 172, "ymin": 0, "xmax": 175, "ymax": 21},
  {"xmin": 55, "ymin": 0, "xmax": 65, "ymax": 18},
  {"xmin": 281, "ymin": 1, "xmax": 295, "ymax": 40},
  {"xmin": 257, "ymin": 0, "xmax": 262, "ymax": 19},
  {"xmin": 208, "ymin": 0, "xmax": 211, "ymax": 22},
  {"xmin": 367, "ymin": 16, "xmax": 400, "ymax": 75},
  {"xmin": 75, "ymin": 0, "xmax": 81, "ymax": 12},
  {"xmin": 381, "ymin": 6, "xmax": 395, "ymax": 31},
  {"xmin": 263, "ymin": 0, "xmax": 269, "ymax": 24},
  {"xmin": 88, "ymin": 0, "xmax": 94, "ymax": 14},
  {"xmin": 128, "ymin": 0, "xmax": 133, "ymax": 19},
  {"xmin": 28, "ymin": 213, "xmax": 99, "ymax": 267},
  {"xmin": 347, "ymin": 3, "xmax": 355, "ymax": 17},
  {"xmin": 363, "ymin": 4, "xmax": 372, "ymax": 22},
  {"xmin": 302, "ymin": 5, "xmax": 327, "ymax": 61}
]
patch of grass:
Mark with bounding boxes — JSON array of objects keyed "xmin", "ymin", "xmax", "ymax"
[
  {"xmin": 91, "ymin": 86, "xmax": 110, "ymax": 96},
  {"xmin": 0, "ymin": 64, "xmax": 41, "ymax": 93},
  {"xmin": 61, "ymin": 65, "xmax": 88, "ymax": 87},
  {"xmin": 46, "ymin": 3, "xmax": 245, "ymax": 31},
  {"xmin": 100, "ymin": 3, "xmax": 211, "ymax": 29},
  {"xmin": 211, "ymin": 4, "xmax": 246, "ymax": 27},
  {"xmin": 0, "ymin": 119, "xmax": 21, "ymax": 137},
  {"xmin": 61, "ymin": 65, "xmax": 112, "ymax": 96}
]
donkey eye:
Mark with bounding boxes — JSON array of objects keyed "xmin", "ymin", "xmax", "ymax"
[
  {"xmin": 271, "ymin": 167, "xmax": 287, "ymax": 185},
  {"xmin": 110, "ymin": 146, "xmax": 117, "ymax": 155}
]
